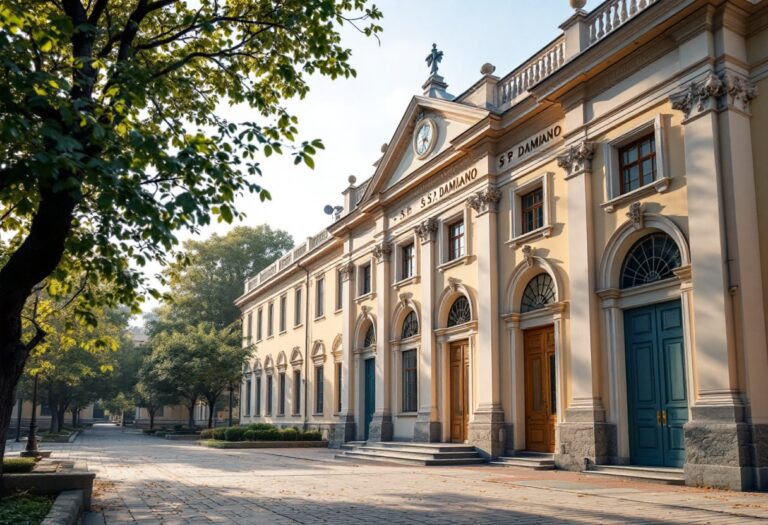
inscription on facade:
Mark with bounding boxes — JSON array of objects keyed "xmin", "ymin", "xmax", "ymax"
[
  {"xmin": 497, "ymin": 124, "xmax": 563, "ymax": 170},
  {"xmin": 392, "ymin": 167, "xmax": 479, "ymax": 223}
]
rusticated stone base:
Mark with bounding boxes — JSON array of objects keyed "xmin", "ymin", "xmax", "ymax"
[
  {"xmin": 684, "ymin": 420, "xmax": 752, "ymax": 491},
  {"xmin": 751, "ymin": 423, "xmax": 768, "ymax": 491},
  {"xmin": 367, "ymin": 413, "xmax": 393, "ymax": 442},
  {"xmin": 414, "ymin": 413, "xmax": 441, "ymax": 442},
  {"xmin": 468, "ymin": 408, "xmax": 505, "ymax": 459},
  {"xmin": 555, "ymin": 422, "xmax": 617, "ymax": 471},
  {"xmin": 328, "ymin": 415, "xmax": 356, "ymax": 448}
]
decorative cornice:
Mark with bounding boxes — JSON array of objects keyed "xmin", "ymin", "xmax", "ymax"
[
  {"xmin": 338, "ymin": 262, "xmax": 355, "ymax": 282},
  {"xmin": 372, "ymin": 241, "xmax": 392, "ymax": 262},
  {"xmin": 414, "ymin": 217, "xmax": 438, "ymax": 243},
  {"xmin": 466, "ymin": 187, "xmax": 502, "ymax": 215},
  {"xmin": 626, "ymin": 202, "xmax": 644, "ymax": 231},
  {"xmin": 556, "ymin": 141, "xmax": 595, "ymax": 177}
]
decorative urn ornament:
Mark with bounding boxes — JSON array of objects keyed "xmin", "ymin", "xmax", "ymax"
[{"xmin": 570, "ymin": 0, "xmax": 587, "ymax": 10}]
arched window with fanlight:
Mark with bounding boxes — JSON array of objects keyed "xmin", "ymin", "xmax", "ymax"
[
  {"xmin": 447, "ymin": 296, "xmax": 471, "ymax": 327},
  {"xmin": 363, "ymin": 323, "xmax": 376, "ymax": 348},
  {"xmin": 520, "ymin": 273, "xmax": 556, "ymax": 313},
  {"xmin": 621, "ymin": 232, "xmax": 681, "ymax": 289},
  {"xmin": 401, "ymin": 311, "xmax": 419, "ymax": 339}
]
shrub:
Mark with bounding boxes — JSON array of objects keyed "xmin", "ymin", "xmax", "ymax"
[
  {"xmin": 299, "ymin": 430, "xmax": 322, "ymax": 441},
  {"xmin": 173, "ymin": 424, "xmax": 183, "ymax": 431},
  {"xmin": 212, "ymin": 427, "xmax": 227, "ymax": 440},
  {"xmin": 281, "ymin": 428, "xmax": 298, "ymax": 441},
  {"xmin": 246, "ymin": 423, "xmax": 275, "ymax": 432},
  {"xmin": 254, "ymin": 428, "xmax": 281, "ymax": 441},
  {"xmin": 243, "ymin": 430, "xmax": 257, "ymax": 441},
  {"xmin": 0, "ymin": 494, "xmax": 52, "ymax": 524},
  {"xmin": 3, "ymin": 458, "xmax": 37, "ymax": 473},
  {"xmin": 224, "ymin": 427, "xmax": 245, "ymax": 442},
  {"xmin": 199, "ymin": 429, "xmax": 214, "ymax": 439},
  {"xmin": 142, "ymin": 429, "xmax": 158, "ymax": 435}
]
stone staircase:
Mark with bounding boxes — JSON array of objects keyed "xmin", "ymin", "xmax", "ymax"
[
  {"xmin": 583, "ymin": 464, "xmax": 685, "ymax": 485},
  {"xmin": 490, "ymin": 451, "xmax": 556, "ymax": 470},
  {"xmin": 335, "ymin": 441, "xmax": 486, "ymax": 466}
]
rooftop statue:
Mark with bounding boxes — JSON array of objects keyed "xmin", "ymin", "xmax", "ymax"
[{"xmin": 425, "ymin": 43, "xmax": 443, "ymax": 76}]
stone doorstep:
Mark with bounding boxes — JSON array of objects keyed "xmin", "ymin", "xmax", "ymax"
[
  {"xmin": 41, "ymin": 489, "xmax": 83, "ymax": 525},
  {"xmin": 197, "ymin": 440, "xmax": 329, "ymax": 449},
  {"xmin": 584, "ymin": 464, "xmax": 685, "ymax": 485}
]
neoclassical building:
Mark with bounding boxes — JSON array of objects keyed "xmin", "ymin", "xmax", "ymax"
[{"xmin": 236, "ymin": 0, "xmax": 768, "ymax": 491}]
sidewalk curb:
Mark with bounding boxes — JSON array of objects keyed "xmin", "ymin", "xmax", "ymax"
[{"xmin": 41, "ymin": 489, "xmax": 82, "ymax": 525}]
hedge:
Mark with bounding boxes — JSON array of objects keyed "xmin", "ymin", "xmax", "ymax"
[{"xmin": 200, "ymin": 425, "xmax": 323, "ymax": 442}]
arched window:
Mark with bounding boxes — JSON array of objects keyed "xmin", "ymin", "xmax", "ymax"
[
  {"xmin": 447, "ymin": 296, "xmax": 471, "ymax": 327},
  {"xmin": 621, "ymin": 232, "xmax": 681, "ymax": 289},
  {"xmin": 401, "ymin": 311, "xmax": 419, "ymax": 339},
  {"xmin": 363, "ymin": 323, "xmax": 376, "ymax": 348},
  {"xmin": 521, "ymin": 273, "xmax": 556, "ymax": 313}
]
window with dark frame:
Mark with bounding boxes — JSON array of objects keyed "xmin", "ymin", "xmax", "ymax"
[
  {"xmin": 315, "ymin": 366, "xmax": 324, "ymax": 414},
  {"xmin": 294, "ymin": 288, "xmax": 302, "ymax": 326},
  {"xmin": 267, "ymin": 303, "xmax": 274, "ymax": 337},
  {"xmin": 619, "ymin": 134, "xmax": 656, "ymax": 194},
  {"xmin": 448, "ymin": 219, "xmax": 465, "ymax": 260},
  {"xmin": 255, "ymin": 376, "xmax": 262, "ymax": 416},
  {"xmin": 401, "ymin": 243, "xmax": 415, "ymax": 279},
  {"xmin": 335, "ymin": 362, "xmax": 342, "ymax": 413},
  {"xmin": 336, "ymin": 271, "xmax": 344, "ymax": 310},
  {"xmin": 266, "ymin": 376, "xmax": 273, "ymax": 415},
  {"xmin": 245, "ymin": 379, "xmax": 252, "ymax": 415},
  {"xmin": 521, "ymin": 187, "xmax": 544, "ymax": 234},
  {"xmin": 360, "ymin": 263, "xmax": 372, "ymax": 295},
  {"xmin": 279, "ymin": 295, "xmax": 287, "ymax": 332},
  {"xmin": 278, "ymin": 372, "xmax": 286, "ymax": 415},
  {"xmin": 293, "ymin": 370, "xmax": 301, "ymax": 415},
  {"xmin": 316, "ymin": 277, "xmax": 325, "ymax": 317},
  {"xmin": 256, "ymin": 308, "xmax": 263, "ymax": 340},
  {"xmin": 402, "ymin": 350, "xmax": 417, "ymax": 413}
]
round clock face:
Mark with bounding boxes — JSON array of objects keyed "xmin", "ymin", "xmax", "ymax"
[{"xmin": 414, "ymin": 119, "xmax": 436, "ymax": 158}]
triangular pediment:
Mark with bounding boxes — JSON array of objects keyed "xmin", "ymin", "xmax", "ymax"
[{"xmin": 360, "ymin": 96, "xmax": 489, "ymax": 204}]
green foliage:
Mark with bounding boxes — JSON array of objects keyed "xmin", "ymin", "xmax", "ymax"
[
  {"xmin": 2, "ymin": 458, "xmax": 37, "ymax": 473},
  {"xmin": 212, "ymin": 427, "xmax": 227, "ymax": 440},
  {"xmin": 300, "ymin": 430, "xmax": 322, "ymax": 441},
  {"xmin": 281, "ymin": 428, "xmax": 298, "ymax": 441},
  {"xmin": 242, "ymin": 430, "xmax": 256, "ymax": 441},
  {"xmin": 246, "ymin": 423, "xmax": 275, "ymax": 432},
  {"xmin": 254, "ymin": 428, "xmax": 281, "ymax": 441},
  {"xmin": 142, "ymin": 428, "xmax": 158, "ymax": 435},
  {"xmin": 0, "ymin": 494, "xmax": 52, "ymax": 523},
  {"xmin": 224, "ymin": 427, "xmax": 245, "ymax": 442},
  {"xmin": 199, "ymin": 428, "xmax": 214, "ymax": 439}
]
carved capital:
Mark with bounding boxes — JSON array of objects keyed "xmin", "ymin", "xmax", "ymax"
[
  {"xmin": 466, "ymin": 187, "xmax": 502, "ymax": 215},
  {"xmin": 722, "ymin": 72, "xmax": 758, "ymax": 113},
  {"xmin": 372, "ymin": 241, "xmax": 392, "ymax": 262},
  {"xmin": 669, "ymin": 72, "xmax": 725, "ymax": 119},
  {"xmin": 338, "ymin": 262, "xmax": 355, "ymax": 282},
  {"xmin": 414, "ymin": 217, "xmax": 438, "ymax": 243},
  {"xmin": 557, "ymin": 141, "xmax": 596, "ymax": 177},
  {"xmin": 626, "ymin": 202, "xmax": 644, "ymax": 230}
]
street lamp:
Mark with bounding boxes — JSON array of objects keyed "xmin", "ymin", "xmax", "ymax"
[{"xmin": 21, "ymin": 373, "xmax": 40, "ymax": 458}]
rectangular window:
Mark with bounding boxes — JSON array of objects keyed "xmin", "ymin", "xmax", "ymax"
[
  {"xmin": 401, "ymin": 243, "xmax": 415, "ymax": 279},
  {"xmin": 267, "ymin": 303, "xmax": 274, "ymax": 337},
  {"xmin": 316, "ymin": 277, "xmax": 325, "ymax": 318},
  {"xmin": 619, "ymin": 134, "xmax": 656, "ymax": 194},
  {"xmin": 256, "ymin": 308, "xmax": 263, "ymax": 341},
  {"xmin": 521, "ymin": 187, "xmax": 544, "ymax": 234},
  {"xmin": 294, "ymin": 288, "xmax": 302, "ymax": 326},
  {"xmin": 360, "ymin": 263, "xmax": 372, "ymax": 295},
  {"xmin": 246, "ymin": 312, "xmax": 253, "ymax": 341},
  {"xmin": 278, "ymin": 373, "xmax": 286, "ymax": 415},
  {"xmin": 266, "ymin": 376, "xmax": 273, "ymax": 416},
  {"xmin": 402, "ymin": 350, "xmax": 418, "ymax": 413},
  {"xmin": 336, "ymin": 271, "xmax": 344, "ymax": 310},
  {"xmin": 279, "ymin": 295, "xmax": 287, "ymax": 332},
  {"xmin": 41, "ymin": 404, "xmax": 51, "ymax": 417},
  {"xmin": 448, "ymin": 219, "xmax": 465, "ymax": 260},
  {"xmin": 335, "ymin": 362, "xmax": 343, "ymax": 413},
  {"xmin": 293, "ymin": 370, "xmax": 301, "ymax": 415},
  {"xmin": 245, "ymin": 379, "xmax": 252, "ymax": 416},
  {"xmin": 315, "ymin": 366, "xmax": 324, "ymax": 414},
  {"xmin": 255, "ymin": 377, "xmax": 262, "ymax": 416}
]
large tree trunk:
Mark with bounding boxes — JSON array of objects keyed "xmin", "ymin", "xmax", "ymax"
[
  {"xmin": 149, "ymin": 408, "xmax": 155, "ymax": 430},
  {"xmin": 187, "ymin": 400, "xmax": 195, "ymax": 428},
  {"xmin": 57, "ymin": 403, "xmax": 67, "ymax": 432},
  {"xmin": 0, "ymin": 373, "xmax": 20, "ymax": 479},
  {"xmin": 205, "ymin": 394, "xmax": 218, "ymax": 429},
  {"xmin": 47, "ymin": 391, "xmax": 58, "ymax": 432}
]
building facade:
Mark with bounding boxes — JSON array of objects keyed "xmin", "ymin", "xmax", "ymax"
[{"xmin": 236, "ymin": 0, "xmax": 768, "ymax": 491}]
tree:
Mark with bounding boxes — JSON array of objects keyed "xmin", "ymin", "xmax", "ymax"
[
  {"xmin": 151, "ymin": 225, "xmax": 293, "ymax": 332},
  {"xmin": 135, "ymin": 352, "xmax": 178, "ymax": 429},
  {"xmin": 0, "ymin": 0, "xmax": 382, "ymax": 470}
]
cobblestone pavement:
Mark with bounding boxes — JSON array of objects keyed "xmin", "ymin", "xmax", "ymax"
[{"xmin": 6, "ymin": 424, "xmax": 768, "ymax": 524}]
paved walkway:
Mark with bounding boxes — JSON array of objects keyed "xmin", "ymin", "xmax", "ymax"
[{"xmin": 6, "ymin": 424, "xmax": 768, "ymax": 524}]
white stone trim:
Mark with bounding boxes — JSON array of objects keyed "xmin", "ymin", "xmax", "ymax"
[
  {"xmin": 437, "ymin": 207, "xmax": 472, "ymax": 265},
  {"xmin": 503, "ymin": 252, "xmax": 565, "ymax": 314},
  {"xmin": 507, "ymin": 172, "xmax": 554, "ymax": 247}
]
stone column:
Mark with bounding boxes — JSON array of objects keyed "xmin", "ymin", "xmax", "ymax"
[
  {"xmin": 505, "ymin": 315, "xmax": 523, "ymax": 453},
  {"xmin": 466, "ymin": 188, "xmax": 505, "ymax": 459},
  {"xmin": 598, "ymin": 289, "xmax": 627, "ymax": 463},
  {"xmin": 556, "ymin": 141, "xmax": 612, "ymax": 470},
  {"xmin": 669, "ymin": 71, "xmax": 751, "ymax": 490},
  {"xmin": 330, "ymin": 261, "xmax": 356, "ymax": 447},
  {"xmin": 369, "ymin": 241, "xmax": 393, "ymax": 441},
  {"xmin": 414, "ymin": 218, "xmax": 440, "ymax": 442}
]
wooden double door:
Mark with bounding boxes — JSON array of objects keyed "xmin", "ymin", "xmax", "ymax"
[
  {"xmin": 524, "ymin": 326, "xmax": 556, "ymax": 453},
  {"xmin": 449, "ymin": 340, "xmax": 469, "ymax": 443},
  {"xmin": 624, "ymin": 300, "xmax": 688, "ymax": 467}
]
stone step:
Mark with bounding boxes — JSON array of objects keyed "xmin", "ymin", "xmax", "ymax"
[
  {"xmin": 584, "ymin": 464, "xmax": 685, "ymax": 485},
  {"xmin": 335, "ymin": 450, "xmax": 485, "ymax": 467},
  {"xmin": 356, "ymin": 445, "xmax": 480, "ymax": 460},
  {"xmin": 339, "ymin": 441, "xmax": 366, "ymax": 451},
  {"xmin": 366, "ymin": 442, "xmax": 477, "ymax": 454},
  {"xmin": 491, "ymin": 455, "xmax": 556, "ymax": 470}
]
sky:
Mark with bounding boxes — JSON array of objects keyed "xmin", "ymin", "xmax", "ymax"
[{"xmin": 138, "ymin": 0, "xmax": 602, "ymax": 318}]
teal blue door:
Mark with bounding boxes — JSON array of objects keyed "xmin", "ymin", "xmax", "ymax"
[
  {"xmin": 363, "ymin": 357, "xmax": 375, "ymax": 441},
  {"xmin": 624, "ymin": 300, "xmax": 688, "ymax": 467}
]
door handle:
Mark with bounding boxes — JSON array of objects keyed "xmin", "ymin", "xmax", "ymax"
[
  {"xmin": 661, "ymin": 410, "xmax": 667, "ymax": 426},
  {"xmin": 657, "ymin": 410, "xmax": 662, "ymax": 425}
]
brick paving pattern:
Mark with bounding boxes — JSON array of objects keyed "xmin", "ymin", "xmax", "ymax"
[{"xmin": 6, "ymin": 424, "xmax": 768, "ymax": 524}]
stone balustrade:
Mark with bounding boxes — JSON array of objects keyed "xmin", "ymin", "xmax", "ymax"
[{"xmin": 587, "ymin": 0, "xmax": 656, "ymax": 45}]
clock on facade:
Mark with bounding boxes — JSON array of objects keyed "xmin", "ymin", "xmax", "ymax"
[{"xmin": 413, "ymin": 117, "xmax": 437, "ymax": 159}]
